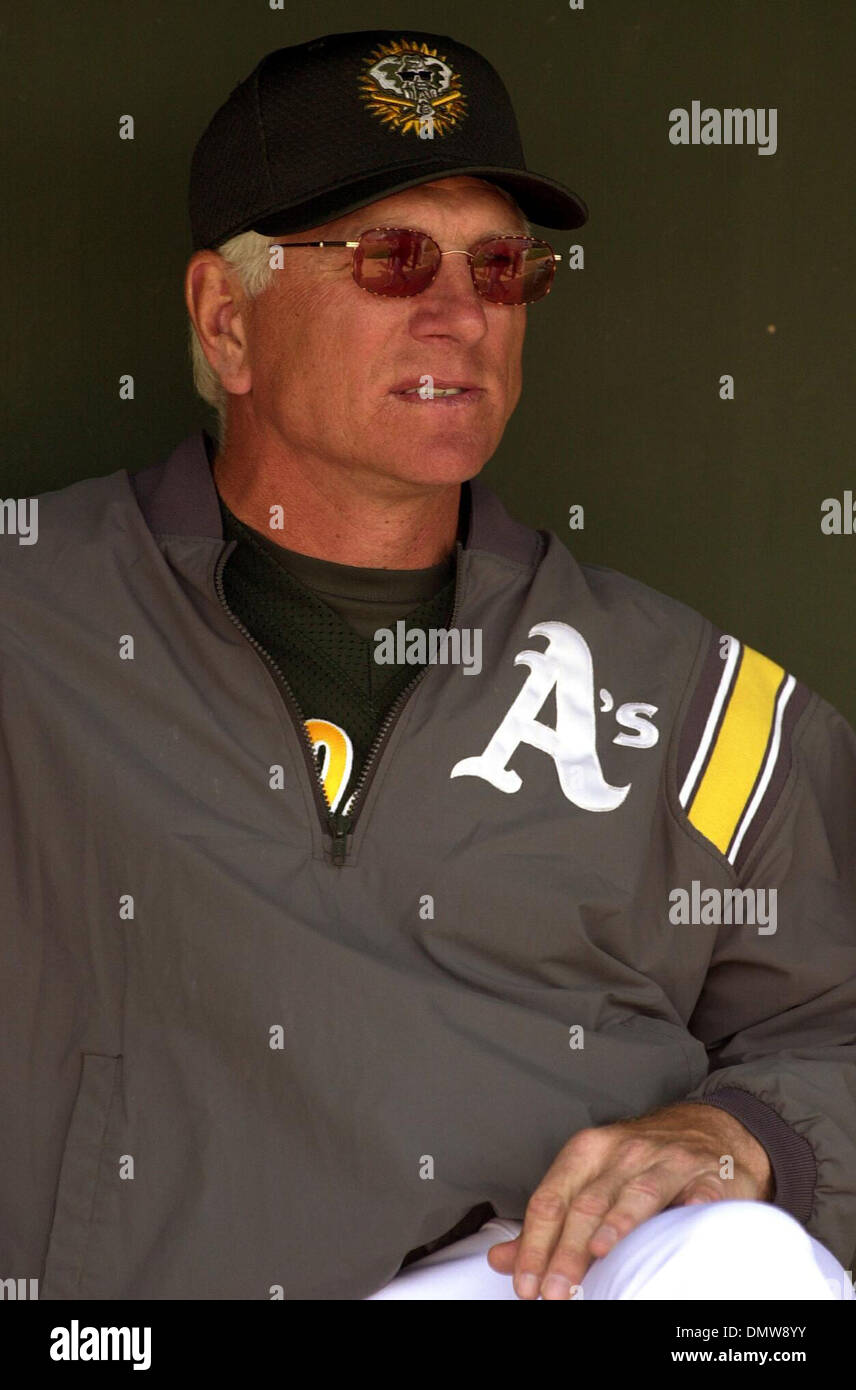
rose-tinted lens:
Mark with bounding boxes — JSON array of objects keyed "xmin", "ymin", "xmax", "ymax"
[
  {"xmin": 353, "ymin": 228, "xmax": 439, "ymax": 297},
  {"xmin": 472, "ymin": 237, "xmax": 556, "ymax": 305}
]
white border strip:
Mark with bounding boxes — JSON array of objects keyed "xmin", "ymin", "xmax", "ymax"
[
  {"xmin": 727, "ymin": 673, "xmax": 796, "ymax": 866},
  {"xmin": 679, "ymin": 636, "xmax": 741, "ymax": 808}
]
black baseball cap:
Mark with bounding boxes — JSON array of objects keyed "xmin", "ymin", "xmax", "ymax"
[{"xmin": 189, "ymin": 29, "xmax": 588, "ymax": 251}]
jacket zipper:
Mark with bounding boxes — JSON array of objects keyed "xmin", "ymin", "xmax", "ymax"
[
  {"xmin": 213, "ymin": 542, "xmax": 337, "ymax": 845},
  {"xmin": 212, "ymin": 539, "xmax": 465, "ymax": 867},
  {"xmin": 340, "ymin": 542, "xmax": 464, "ymax": 851}
]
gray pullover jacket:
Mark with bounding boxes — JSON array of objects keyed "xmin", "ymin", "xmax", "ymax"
[{"xmin": 2, "ymin": 431, "xmax": 855, "ymax": 1299}]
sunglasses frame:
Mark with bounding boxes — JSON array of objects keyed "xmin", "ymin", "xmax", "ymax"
[{"xmin": 272, "ymin": 225, "xmax": 562, "ymax": 305}]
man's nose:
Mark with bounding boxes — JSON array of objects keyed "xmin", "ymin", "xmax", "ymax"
[
  {"xmin": 434, "ymin": 249, "xmax": 476, "ymax": 288},
  {"xmin": 409, "ymin": 250, "xmax": 487, "ymax": 332}
]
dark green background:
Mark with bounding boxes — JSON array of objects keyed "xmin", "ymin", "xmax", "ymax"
[{"xmin": 3, "ymin": 1, "xmax": 854, "ymax": 720}]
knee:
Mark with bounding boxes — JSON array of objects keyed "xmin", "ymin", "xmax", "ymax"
[{"xmin": 675, "ymin": 1199, "xmax": 811, "ymax": 1257}]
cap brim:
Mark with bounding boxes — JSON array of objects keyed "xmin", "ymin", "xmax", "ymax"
[{"xmin": 247, "ymin": 162, "xmax": 588, "ymax": 241}]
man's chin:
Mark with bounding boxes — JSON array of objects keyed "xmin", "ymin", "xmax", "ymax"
[
  {"xmin": 364, "ymin": 428, "xmax": 501, "ymax": 487},
  {"xmin": 366, "ymin": 450, "xmax": 492, "ymax": 489}
]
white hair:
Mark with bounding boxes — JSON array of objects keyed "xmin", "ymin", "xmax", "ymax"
[{"xmin": 188, "ymin": 203, "xmax": 533, "ymax": 444}]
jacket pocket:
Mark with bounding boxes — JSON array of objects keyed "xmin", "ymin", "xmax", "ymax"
[{"xmin": 41, "ymin": 1053, "xmax": 121, "ymax": 1299}]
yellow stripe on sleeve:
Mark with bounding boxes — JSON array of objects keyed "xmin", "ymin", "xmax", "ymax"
[{"xmin": 687, "ymin": 646, "xmax": 785, "ymax": 854}]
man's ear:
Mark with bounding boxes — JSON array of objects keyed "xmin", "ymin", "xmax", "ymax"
[{"xmin": 184, "ymin": 252, "xmax": 253, "ymax": 397}]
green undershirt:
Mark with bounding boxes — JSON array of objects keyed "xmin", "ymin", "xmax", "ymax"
[{"xmin": 216, "ymin": 491, "xmax": 465, "ymax": 816}]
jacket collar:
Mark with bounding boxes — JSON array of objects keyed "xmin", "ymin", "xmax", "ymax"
[{"xmin": 130, "ymin": 430, "xmax": 541, "ymax": 568}]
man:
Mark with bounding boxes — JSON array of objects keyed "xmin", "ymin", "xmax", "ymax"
[{"xmin": 1, "ymin": 30, "xmax": 854, "ymax": 1301}]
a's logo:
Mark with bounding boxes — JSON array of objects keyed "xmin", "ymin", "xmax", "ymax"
[
  {"xmin": 359, "ymin": 38, "xmax": 467, "ymax": 139},
  {"xmin": 450, "ymin": 621, "xmax": 659, "ymax": 810}
]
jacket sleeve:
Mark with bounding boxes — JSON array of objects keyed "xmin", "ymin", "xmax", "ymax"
[{"xmin": 674, "ymin": 633, "xmax": 856, "ymax": 1275}]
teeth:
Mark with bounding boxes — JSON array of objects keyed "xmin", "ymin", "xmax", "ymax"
[{"xmin": 402, "ymin": 386, "xmax": 466, "ymax": 396}]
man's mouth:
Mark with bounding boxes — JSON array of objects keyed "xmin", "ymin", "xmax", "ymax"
[
  {"xmin": 389, "ymin": 380, "xmax": 485, "ymax": 405},
  {"xmin": 399, "ymin": 386, "xmax": 466, "ymax": 397}
]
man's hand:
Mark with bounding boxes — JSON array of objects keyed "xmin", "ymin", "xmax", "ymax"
[{"xmin": 487, "ymin": 1102, "xmax": 774, "ymax": 1300}]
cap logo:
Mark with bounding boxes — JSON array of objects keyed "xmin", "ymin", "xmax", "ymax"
[{"xmin": 359, "ymin": 38, "xmax": 467, "ymax": 139}]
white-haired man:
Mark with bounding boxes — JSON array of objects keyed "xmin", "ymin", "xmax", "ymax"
[{"xmin": 1, "ymin": 31, "xmax": 854, "ymax": 1302}]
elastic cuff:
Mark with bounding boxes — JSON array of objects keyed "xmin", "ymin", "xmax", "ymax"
[{"xmin": 694, "ymin": 1086, "xmax": 817, "ymax": 1227}]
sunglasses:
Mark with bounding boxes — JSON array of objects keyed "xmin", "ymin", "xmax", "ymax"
[{"xmin": 272, "ymin": 226, "xmax": 562, "ymax": 305}]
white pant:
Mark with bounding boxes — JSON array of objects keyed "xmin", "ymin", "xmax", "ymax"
[{"xmin": 366, "ymin": 1202, "xmax": 854, "ymax": 1300}]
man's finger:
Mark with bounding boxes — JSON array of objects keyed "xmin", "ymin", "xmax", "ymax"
[
  {"xmin": 674, "ymin": 1176, "xmax": 728, "ymax": 1207},
  {"xmin": 539, "ymin": 1158, "xmax": 709, "ymax": 1298},
  {"xmin": 499, "ymin": 1131, "xmax": 609, "ymax": 1297},
  {"xmin": 486, "ymin": 1234, "xmax": 519, "ymax": 1273},
  {"xmin": 488, "ymin": 1164, "xmax": 722, "ymax": 1294},
  {"xmin": 584, "ymin": 1160, "xmax": 705, "ymax": 1259},
  {"xmin": 515, "ymin": 1170, "xmax": 646, "ymax": 1300},
  {"xmin": 510, "ymin": 1186, "xmax": 590, "ymax": 1299},
  {"xmin": 528, "ymin": 1136, "xmax": 666, "ymax": 1296}
]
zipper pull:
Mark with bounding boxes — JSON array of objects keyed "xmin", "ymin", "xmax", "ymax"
[{"xmin": 329, "ymin": 812, "xmax": 351, "ymax": 866}]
